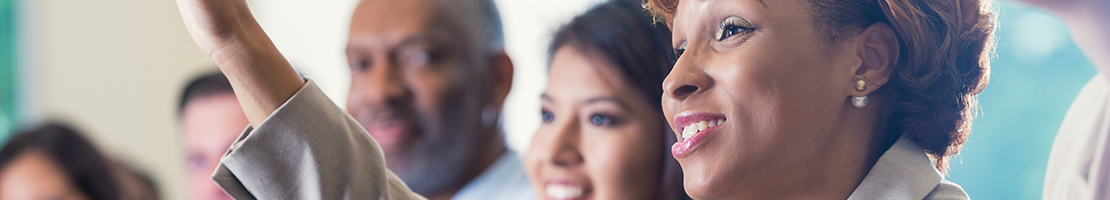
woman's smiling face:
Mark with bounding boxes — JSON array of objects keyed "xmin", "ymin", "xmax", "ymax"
[
  {"xmin": 526, "ymin": 46, "xmax": 665, "ymax": 200},
  {"xmin": 663, "ymin": 0, "xmax": 864, "ymax": 198}
]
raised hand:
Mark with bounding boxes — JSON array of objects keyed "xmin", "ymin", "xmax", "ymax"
[
  {"xmin": 173, "ymin": 0, "xmax": 306, "ymax": 128},
  {"xmin": 174, "ymin": 0, "xmax": 252, "ymax": 56}
]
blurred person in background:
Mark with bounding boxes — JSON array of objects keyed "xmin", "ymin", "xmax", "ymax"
[
  {"xmin": 178, "ymin": 71, "xmax": 245, "ymax": 200},
  {"xmin": 1019, "ymin": 0, "xmax": 1110, "ymax": 199},
  {"xmin": 0, "ymin": 123, "xmax": 122, "ymax": 200},
  {"xmin": 642, "ymin": 0, "xmax": 995, "ymax": 198},
  {"xmin": 173, "ymin": 0, "xmax": 528, "ymax": 199},
  {"xmin": 110, "ymin": 160, "xmax": 161, "ymax": 200},
  {"xmin": 524, "ymin": 0, "xmax": 688, "ymax": 199}
]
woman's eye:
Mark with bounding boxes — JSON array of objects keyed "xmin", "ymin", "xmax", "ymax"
[
  {"xmin": 718, "ymin": 25, "xmax": 747, "ymax": 41},
  {"xmin": 717, "ymin": 16, "xmax": 753, "ymax": 41},
  {"xmin": 674, "ymin": 41, "xmax": 687, "ymax": 59},
  {"xmin": 590, "ymin": 114, "xmax": 614, "ymax": 126},
  {"xmin": 542, "ymin": 110, "xmax": 555, "ymax": 122}
]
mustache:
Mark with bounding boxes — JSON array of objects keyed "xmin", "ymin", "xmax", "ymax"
[{"xmin": 352, "ymin": 104, "xmax": 422, "ymax": 128}]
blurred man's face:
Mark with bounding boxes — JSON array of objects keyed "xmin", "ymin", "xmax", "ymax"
[
  {"xmin": 344, "ymin": 0, "xmax": 502, "ymax": 196},
  {"xmin": 181, "ymin": 94, "xmax": 246, "ymax": 200}
]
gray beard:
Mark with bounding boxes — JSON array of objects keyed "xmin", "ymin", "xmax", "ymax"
[{"xmin": 389, "ymin": 93, "xmax": 503, "ymax": 196}]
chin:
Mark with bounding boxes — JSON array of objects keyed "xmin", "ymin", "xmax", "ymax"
[{"xmin": 680, "ymin": 162, "xmax": 724, "ymax": 199}]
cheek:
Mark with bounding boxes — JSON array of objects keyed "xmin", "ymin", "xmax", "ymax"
[
  {"xmin": 345, "ymin": 74, "xmax": 374, "ymax": 115},
  {"xmin": 405, "ymin": 70, "xmax": 456, "ymax": 120},
  {"xmin": 584, "ymin": 128, "xmax": 663, "ymax": 198},
  {"xmin": 523, "ymin": 129, "xmax": 550, "ymax": 181},
  {"xmin": 710, "ymin": 50, "xmax": 786, "ymax": 127}
]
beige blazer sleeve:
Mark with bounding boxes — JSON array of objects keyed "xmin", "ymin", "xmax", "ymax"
[{"xmin": 209, "ymin": 78, "xmax": 426, "ymax": 200}]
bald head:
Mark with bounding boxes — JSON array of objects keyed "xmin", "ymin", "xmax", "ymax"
[{"xmin": 353, "ymin": 0, "xmax": 503, "ymax": 53}]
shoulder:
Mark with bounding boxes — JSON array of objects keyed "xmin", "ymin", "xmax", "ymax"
[{"xmin": 923, "ymin": 180, "xmax": 969, "ymax": 200}]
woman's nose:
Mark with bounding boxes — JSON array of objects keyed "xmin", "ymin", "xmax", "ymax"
[
  {"xmin": 546, "ymin": 119, "xmax": 584, "ymax": 167},
  {"xmin": 663, "ymin": 56, "xmax": 710, "ymax": 102}
]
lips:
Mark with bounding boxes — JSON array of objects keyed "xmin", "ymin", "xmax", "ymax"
[
  {"xmin": 362, "ymin": 119, "xmax": 419, "ymax": 149},
  {"xmin": 672, "ymin": 111, "xmax": 726, "ymax": 158},
  {"xmin": 544, "ymin": 181, "xmax": 590, "ymax": 200}
]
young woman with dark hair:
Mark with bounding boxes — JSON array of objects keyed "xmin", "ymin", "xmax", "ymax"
[
  {"xmin": 0, "ymin": 124, "xmax": 122, "ymax": 200},
  {"xmin": 525, "ymin": 0, "xmax": 688, "ymax": 199}
]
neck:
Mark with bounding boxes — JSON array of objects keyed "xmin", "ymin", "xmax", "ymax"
[{"xmin": 427, "ymin": 128, "xmax": 508, "ymax": 200}]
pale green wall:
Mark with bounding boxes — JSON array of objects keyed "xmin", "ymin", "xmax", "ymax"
[{"xmin": 0, "ymin": 0, "xmax": 14, "ymax": 138}]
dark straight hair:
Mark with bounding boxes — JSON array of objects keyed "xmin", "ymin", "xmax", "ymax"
[
  {"xmin": 548, "ymin": 0, "xmax": 688, "ymax": 199},
  {"xmin": 0, "ymin": 123, "xmax": 122, "ymax": 200},
  {"xmin": 177, "ymin": 71, "xmax": 234, "ymax": 117}
]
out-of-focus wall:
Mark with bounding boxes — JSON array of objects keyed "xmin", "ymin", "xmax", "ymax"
[
  {"xmin": 18, "ymin": 0, "xmax": 211, "ymax": 200},
  {"xmin": 18, "ymin": 0, "xmax": 607, "ymax": 199}
]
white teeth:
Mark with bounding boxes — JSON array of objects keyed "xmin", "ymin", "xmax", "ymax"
[
  {"xmin": 680, "ymin": 119, "xmax": 726, "ymax": 141},
  {"xmin": 682, "ymin": 124, "xmax": 697, "ymax": 141},
  {"xmin": 545, "ymin": 184, "xmax": 584, "ymax": 199}
]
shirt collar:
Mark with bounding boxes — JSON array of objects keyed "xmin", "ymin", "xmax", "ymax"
[{"xmin": 451, "ymin": 151, "xmax": 535, "ymax": 200}]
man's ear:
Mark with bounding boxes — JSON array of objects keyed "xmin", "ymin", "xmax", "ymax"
[
  {"xmin": 489, "ymin": 51, "xmax": 514, "ymax": 106},
  {"xmin": 850, "ymin": 22, "xmax": 898, "ymax": 96}
]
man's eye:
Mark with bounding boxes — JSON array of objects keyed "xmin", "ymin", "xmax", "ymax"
[
  {"xmin": 187, "ymin": 153, "xmax": 207, "ymax": 171},
  {"xmin": 542, "ymin": 110, "xmax": 555, "ymax": 122},
  {"xmin": 717, "ymin": 16, "xmax": 754, "ymax": 41},
  {"xmin": 349, "ymin": 58, "xmax": 370, "ymax": 71},
  {"xmin": 404, "ymin": 49, "xmax": 430, "ymax": 67}
]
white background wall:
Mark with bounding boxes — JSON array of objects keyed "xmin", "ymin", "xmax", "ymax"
[{"xmin": 18, "ymin": 0, "xmax": 604, "ymax": 199}]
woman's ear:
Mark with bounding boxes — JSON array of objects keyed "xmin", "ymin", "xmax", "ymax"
[{"xmin": 851, "ymin": 22, "xmax": 898, "ymax": 96}]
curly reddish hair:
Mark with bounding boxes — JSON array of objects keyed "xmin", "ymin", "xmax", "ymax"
[{"xmin": 643, "ymin": 0, "xmax": 997, "ymax": 171}]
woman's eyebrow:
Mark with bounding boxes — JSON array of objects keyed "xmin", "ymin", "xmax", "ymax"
[
  {"xmin": 540, "ymin": 93, "xmax": 556, "ymax": 104},
  {"xmin": 584, "ymin": 96, "xmax": 630, "ymax": 110}
]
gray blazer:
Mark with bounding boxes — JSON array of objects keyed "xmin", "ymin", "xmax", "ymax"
[
  {"xmin": 211, "ymin": 79, "xmax": 426, "ymax": 200},
  {"xmin": 207, "ymin": 78, "xmax": 965, "ymax": 199},
  {"xmin": 847, "ymin": 135, "xmax": 970, "ymax": 199}
]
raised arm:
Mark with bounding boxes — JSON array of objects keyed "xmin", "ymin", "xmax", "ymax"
[
  {"xmin": 173, "ymin": 1, "xmax": 426, "ymax": 199},
  {"xmin": 174, "ymin": 0, "xmax": 304, "ymax": 127}
]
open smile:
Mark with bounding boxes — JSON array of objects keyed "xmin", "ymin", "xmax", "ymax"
[{"xmin": 671, "ymin": 111, "xmax": 727, "ymax": 158}]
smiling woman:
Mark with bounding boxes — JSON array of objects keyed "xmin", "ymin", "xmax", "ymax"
[
  {"xmin": 525, "ymin": 0, "xmax": 687, "ymax": 199},
  {"xmin": 643, "ymin": 0, "xmax": 996, "ymax": 199}
]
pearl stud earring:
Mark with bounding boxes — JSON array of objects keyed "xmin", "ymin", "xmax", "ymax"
[
  {"xmin": 855, "ymin": 79, "xmax": 867, "ymax": 91},
  {"xmin": 853, "ymin": 79, "xmax": 868, "ymax": 108}
]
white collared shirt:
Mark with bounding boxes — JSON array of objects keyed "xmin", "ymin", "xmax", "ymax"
[
  {"xmin": 452, "ymin": 152, "xmax": 535, "ymax": 200},
  {"xmin": 1044, "ymin": 74, "xmax": 1110, "ymax": 200}
]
